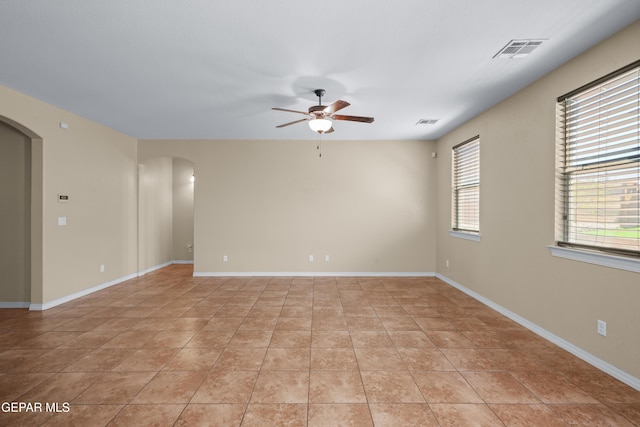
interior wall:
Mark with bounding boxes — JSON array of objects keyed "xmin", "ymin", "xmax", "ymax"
[
  {"xmin": 139, "ymin": 139, "xmax": 437, "ymax": 274},
  {"xmin": 0, "ymin": 18, "xmax": 633, "ymax": 385},
  {"xmin": 138, "ymin": 157, "xmax": 174, "ymax": 271},
  {"xmin": 0, "ymin": 121, "xmax": 31, "ymax": 303},
  {"xmin": 172, "ymin": 157, "xmax": 194, "ymax": 262},
  {"xmin": 0, "ymin": 84, "xmax": 138, "ymax": 306},
  {"xmin": 436, "ymin": 21, "xmax": 640, "ymax": 378}
]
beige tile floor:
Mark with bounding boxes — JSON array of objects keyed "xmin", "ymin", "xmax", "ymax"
[{"xmin": 1, "ymin": 264, "xmax": 639, "ymax": 426}]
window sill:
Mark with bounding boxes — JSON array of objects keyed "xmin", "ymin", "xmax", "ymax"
[
  {"xmin": 548, "ymin": 245, "xmax": 640, "ymax": 273},
  {"xmin": 450, "ymin": 230, "xmax": 481, "ymax": 242}
]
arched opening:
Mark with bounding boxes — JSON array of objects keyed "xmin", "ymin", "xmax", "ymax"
[
  {"xmin": 138, "ymin": 156, "xmax": 194, "ymax": 274},
  {"xmin": 0, "ymin": 116, "xmax": 43, "ymax": 308}
]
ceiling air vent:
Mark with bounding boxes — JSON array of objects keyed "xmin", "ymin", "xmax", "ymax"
[
  {"xmin": 416, "ymin": 119, "xmax": 439, "ymax": 125},
  {"xmin": 493, "ymin": 39, "xmax": 545, "ymax": 59}
]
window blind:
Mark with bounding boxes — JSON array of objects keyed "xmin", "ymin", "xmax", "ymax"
[
  {"xmin": 556, "ymin": 61, "xmax": 640, "ymax": 256},
  {"xmin": 452, "ymin": 136, "xmax": 480, "ymax": 233}
]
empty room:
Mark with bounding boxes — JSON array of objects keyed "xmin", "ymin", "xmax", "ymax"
[{"xmin": 1, "ymin": 1, "xmax": 639, "ymax": 426}]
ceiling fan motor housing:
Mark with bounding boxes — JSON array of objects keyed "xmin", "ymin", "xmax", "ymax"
[
  {"xmin": 309, "ymin": 105, "xmax": 326, "ymax": 116},
  {"xmin": 272, "ymin": 88, "xmax": 374, "ymax": 130}
]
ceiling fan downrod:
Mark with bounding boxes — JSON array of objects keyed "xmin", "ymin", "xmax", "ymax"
[{"xmin": 314, "ymin": 89, "xmax": 326, "ymax": 106}]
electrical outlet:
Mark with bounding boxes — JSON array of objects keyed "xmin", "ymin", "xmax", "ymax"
[
  {"xmin": 325, "ymin": 255, "xmax": 330, "ymax": 262},
  {"xmin": 446, "ymin": 259, "xmax": 449, "ymax": 268},
  {"xmin": 223, "ymin": 255, "xmax": 228, "ymax": 262},
  {"xmin": 597, "ymin": 320, "xmax": 607, "ymax": 336},
  {"xmin": 309, "ymin": 255, "xmax": 314, "ymax": 262},
  {"xmin": 100, "ymin": 264, "xmax": 105, "ymax": 273}
]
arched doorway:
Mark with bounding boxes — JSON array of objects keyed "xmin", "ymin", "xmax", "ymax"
[{"xmin": 0, "ymin": 116, "xmax": 43, "ymax": 308}]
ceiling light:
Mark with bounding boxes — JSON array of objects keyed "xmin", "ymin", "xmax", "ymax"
[
  {"xmin": 309, "ymin": 118, "xmax": 332, "ymax": 133},
  {"xmin": 493, "ymin": 39, "xmax": 546, "ymax": 59}
]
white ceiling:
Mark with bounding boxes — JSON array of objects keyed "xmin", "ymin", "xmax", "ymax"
[{"xmin": 1, "ymin": 1, "xmax": 638, "ymax": 141}]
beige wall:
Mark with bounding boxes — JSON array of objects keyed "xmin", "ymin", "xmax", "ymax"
[
  {"xmin": 172, "ymin": 157, "xmax": 194, "ymax": 262},
  {"xmin": 138, "ymin": 156, "xmax": 194, "ymax": 269},
  {"xmin": 436, "ymin": 21, "xmax": 640, "ymax": 378},
  {"xmin": 0, "ymin": 18, "xmax": 636, "ymax": 381},
  {"xmin": 139, "ymin": 139, "xmax": 438, "ymax": 274},
  {"xmin": 0, "ymin": 85, "xmax": 138, "ymax": 305},
  {"xmin": 0, "ymin": 122, "xmax": 31, "ymax": 303},
  {"xmin": 138, "ymin": 157, "xmax": 174, "ymax": 271}
]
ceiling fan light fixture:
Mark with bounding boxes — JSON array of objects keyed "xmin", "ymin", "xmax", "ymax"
[
  {"xmin": 309, "ymin": 118, "xmax": 332, "ymax": 133},
  {"xmin": 273, "ymin": 89, "xmax": 373, "ymax": 133}
]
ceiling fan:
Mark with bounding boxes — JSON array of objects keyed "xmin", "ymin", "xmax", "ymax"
[{"xmin": 272, "ymin": 89, "xmax": 374, "ymax": 134}]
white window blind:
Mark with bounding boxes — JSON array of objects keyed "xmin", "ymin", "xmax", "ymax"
[
  {"xmin": 452, "ymin": 136, "xmax": 480, "ymax": 233},
  {"xmin": 556, "ymin": 61, "xmax": 640, "ymax": 256}
]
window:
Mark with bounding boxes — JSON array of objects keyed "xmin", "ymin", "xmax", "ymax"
[
  {"xmin": 452, "ymin": 136, "xmax": 480, "ymax": 234},
  {"xmin": 556, "ymin": 61, "xmax": 640, "ymax": 257}
]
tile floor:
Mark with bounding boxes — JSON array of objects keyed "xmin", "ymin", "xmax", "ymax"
[{"xmin": 1, "ymin": 264, "xmax": 639, "ymax": 426}]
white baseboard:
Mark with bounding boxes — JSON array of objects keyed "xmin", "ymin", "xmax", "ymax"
[
  {"xmin": 29, "ymin": 272, "xmax": 139, "ymax": 311},
  {"xmin": 25, "ymin": 267, "xmax": 433, "ymax": 310},
  {"xmin": 193, "ymin": 271, "xmax": 435, "ymax": 277},
  {"xmin": 173, "ymin": 260, "xmax": 194, "ymax": 265},
  {"xmin": 137, "ymin": 261, "xmax": 173, "ymax": 276},
  {"xmin": 20, "ymin": 264, "xmax": 638, "ymax": 391},
  {"xmin": 0, "ymin": 301, "xmax": 30, "ymax": 309},
  {"xmin": 29, "ymin": 260, "xmax": 190, "ymax": 311},
  {"xmin": 436, "ymin": 273, "xmax": 640, "ymax": 392}
]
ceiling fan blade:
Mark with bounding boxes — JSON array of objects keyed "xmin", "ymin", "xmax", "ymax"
[
  {"xmin": 276, "ymin": 118, "xmax": 308, "ymax": 128},
  {"xmin": 332, "ymin": 114, "xmax": 375, "ymax": 123},
  {"xmin": 323, "ymin": 100, "xmax": 350, "ymax": 114},
  {"xmin": 324, "ymin": 127, "xmax": 334, "ymax": 134},
  {"xmin": 272, "ymin": 107, "xmax": 310, "ymax": 115}
]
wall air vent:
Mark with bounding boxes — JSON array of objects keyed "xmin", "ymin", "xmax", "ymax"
[
  {"xmin": 416, "ymin": 119, "xmax": 439, "ymax": 125},
  {"xmin": 493, "ymin": 39, "xmax": 545, "ymax": 59}
]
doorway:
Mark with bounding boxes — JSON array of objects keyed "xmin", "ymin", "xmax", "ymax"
[
  {"xmin": 138, "ymin": 156, "xmax": 194, "ymax": 273},
  {"xmin": 0, "ymin": 121, "xmax": 31, "ymax": 306}
]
